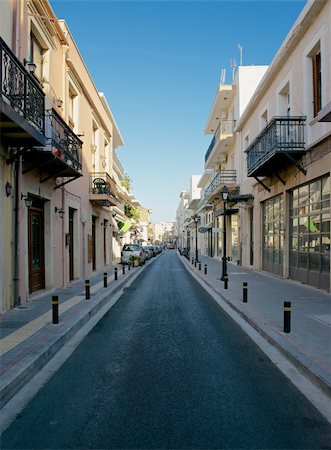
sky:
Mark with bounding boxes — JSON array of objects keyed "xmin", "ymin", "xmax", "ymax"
[{"xmin": 51, "ymin": 0, "xmax": 306, "ymax": 223}]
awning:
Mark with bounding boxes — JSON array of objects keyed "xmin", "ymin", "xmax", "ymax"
[
  {"xmin": 215, "ymin": 208, "xmax": 239, "ymax": 217},
  {"xmin": 117, "ymin": 220, "xmax": 132, "ymax": 233}
]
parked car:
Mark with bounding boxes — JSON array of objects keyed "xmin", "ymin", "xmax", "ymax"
[
  {"xmin": 121, "ymin": 244, "xmax": 146, "ymax": 265},
  {"xmin": 143, "ymin": 246, "xmax": 152, "ymax": 260},
  {"xmin": 167, "ymin": 243, "xmax": 176, "ymax": 249}
]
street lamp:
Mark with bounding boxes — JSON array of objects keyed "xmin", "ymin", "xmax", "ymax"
[
  {"xmin": 220, "ymin": 186, "xmax": 229, "ymax": 281},
  {"xmin": 192, "ymin": 214, "xmax": 200, "ymax": 263}
]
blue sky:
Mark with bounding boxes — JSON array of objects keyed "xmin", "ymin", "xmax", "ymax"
[{"xmin": 52, "ymin": 0, "xmax": 306, "ymax": 223}]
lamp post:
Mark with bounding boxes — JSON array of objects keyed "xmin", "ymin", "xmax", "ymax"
[
  {"xmin": 192, "ymin": 214, "xmax": 200, "ymax": 263},
  {"xmin": 220, "ymin": 186, "xmax": 229, "ymax": 281}
]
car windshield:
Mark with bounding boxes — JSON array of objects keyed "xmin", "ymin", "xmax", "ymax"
[{"xmin": 123, "ymin": 244, "xmax": 140, "ymax": 251}]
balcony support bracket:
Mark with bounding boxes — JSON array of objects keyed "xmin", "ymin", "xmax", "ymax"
[
  {"xmin": 54, "ymin": 176, "xmax": 81, "ymax": 189},
  {"xmin": 254, "ymin": 176, "xmax": 271, "ymax": 192},
  {"xmin": 284, "ymin": 152, "xmax": 307, "ymax": 175},
  {"xmin": 275, "ymin": 172, "xmax": 286, "ymax": 185},
  {"xmin": 6, "ymin": 147, "xmax": 29, "ymax": 165},
  {"xmin": 40, "ymin": 167, "xmax": 69, "ymax": 183}
]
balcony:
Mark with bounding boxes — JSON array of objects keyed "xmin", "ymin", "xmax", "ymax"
[
  {"xmin": 246, "ymin": 116, "xmax": 306, "ymax": 178},
  {"xmin": 89, "ymin": 172, "xmax": 118, "ymax": 207},
  {"xmin": 0, "ymin": 37, "xmax": 45, "ymax": 146},
  {"xmin": 204, "ymin": 170, "xmax": 237, "ymax": 199},
  {"xmin": 22, "ymin": 109, "xmax": 82, "ymax": 187},
  {"xmin": 205, "ymin": 120, "xmax": 236, "ymax": 168}
]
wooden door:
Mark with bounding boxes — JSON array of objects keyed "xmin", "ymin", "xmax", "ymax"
[{"xmin": 28, "ymin": 204, "xmax": 45, "ymax": 293}]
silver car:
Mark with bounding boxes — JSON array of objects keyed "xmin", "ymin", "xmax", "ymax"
[{"xmin": 121, "ymin": 244, "xmax": 146, "ymax": 265}]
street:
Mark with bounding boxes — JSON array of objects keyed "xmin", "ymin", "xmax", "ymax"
[{"xmin": 1, "ymin": 251, "xmax": 330, "ymax": 449}]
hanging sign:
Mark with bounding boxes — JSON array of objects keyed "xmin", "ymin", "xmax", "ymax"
[{"xmin": 198, "ymin": 226, "xmax": 208, "ymax": 233}]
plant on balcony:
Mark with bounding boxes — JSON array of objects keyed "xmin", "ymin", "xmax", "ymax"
[
  {"xmin": 121, "ymin": 174, "xmax": 132, "ymax": 192},
  {"xmin": 125, "ymin": 204, "xmax": 140, "ymax": 221}
]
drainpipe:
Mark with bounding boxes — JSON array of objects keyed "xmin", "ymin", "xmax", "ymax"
[{"xmin": 13, "ymin": 157, "xmax": 21, "ymax": 307}]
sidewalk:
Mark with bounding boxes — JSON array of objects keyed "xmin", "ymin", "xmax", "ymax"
[
  {"xmin": 0, "ymin": 260, "xmax": 144, "ymax": 409},
  {"xmin": 181, "ymin": 252, "xmax": 331, "ymax": 397}
]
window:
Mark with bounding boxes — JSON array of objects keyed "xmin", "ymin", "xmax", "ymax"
[
  {"xmin": 278, "ymin": 81, "xmax": 291, "ymax": 116},
  {"xmin": 312, "ymin": 50, "xmax": 322, "ymax": 117},
  {"xmin": 68, "ymin": 86, "xmax": 77, "ymax": 130},
  {"xmin": 260, "ymin": 110, "xmax": 268, "ymax": 129},
  {"xmin": 30, "ymin": 33, "xmax": 43, "ymax": 81}
]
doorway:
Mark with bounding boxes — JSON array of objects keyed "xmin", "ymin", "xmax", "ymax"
[
  {"xmin": 69, "ymin": 208, "xmax": 74, "ymax": 281},
  {"xmin": 28, "ymin": 199, "xmax": 45, "ymax": 293}
]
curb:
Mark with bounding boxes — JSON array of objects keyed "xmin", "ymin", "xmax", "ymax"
[
  {"xmin": 179, "ymin": 253, "xmax": 331, "ymax": 397},
  {"xmin": 0, "ymin": 263, "xmax": 147, "ymax": 409}
]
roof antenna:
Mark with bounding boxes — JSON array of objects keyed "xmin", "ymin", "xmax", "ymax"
[
  {"xmin": 230, "ymin": 58, "xmax": 237, "ymax": 82},
  {"xmin": 220, "ymin": 68, "xmax": 226, "ymax": 85},
  {"xmin": 238, "ymin": 44, "xmax": 243, "ymax": 66}
]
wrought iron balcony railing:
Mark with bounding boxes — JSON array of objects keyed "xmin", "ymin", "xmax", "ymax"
[
  {"xmin": 204, "ymin": 170, "xmax": 237, "ymax": 198},
  {"xmin": 89, "ymin": 172, "xmax": 118, "ymax": 198},
  {"xmin": 245, "ymin": 116, "xmax": 306, "ymax": 177},
  {"xmin": 46, "ymin": 109, "xmax": 82, "ymax": 170},
  {"xmin": 205, "ymin": 120, "xmax": 236, "ymax": 163},
  {"xmin": 0, "ymin": 37, "xmax": 45, "ymax": 134}
]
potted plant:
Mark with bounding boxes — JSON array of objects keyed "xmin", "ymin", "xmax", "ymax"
[{"xmin": 129, "ymin": 255, "xmax": 140, "ymax": 267}]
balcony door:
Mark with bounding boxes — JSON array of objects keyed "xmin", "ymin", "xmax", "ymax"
[{"xmin": 28, "ymin": 199, "xmax": 45, "ymax": 293}]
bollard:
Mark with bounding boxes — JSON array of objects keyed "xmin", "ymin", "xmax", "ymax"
[
  {"xmin": 128, "ymin": 262, "xmax": 131, "ymax": 271},
  {"xmin": 114, "ymin": 267, "xmax": 118, "ymax": 281},
  {"xmin": 52, "ymin": 295, "xmax": 59, "ymax": 324},
  {"xmin": 243, "ymin": 282, "xmax": 248, "ymax": 303},
  {"xmin": 204, "ymin": 264, "xmax": 207, "ymax": 275},
  {"xmin": 192, "ymin": 258, "xmax": 194, "ymax": 265},
  {"xmin": 199, "ymin": 262, "xmax": 201, "ymax": 271},
  {"xmin": 224, "ymin": 274, "xmax": 228, "ymax": 289},
  {"xmin": 283, "ymin": 301, "xmax": 291, "ymax": 333},
  {"xmin": 194, "ymin": 260, "xmax": 197, "ymax": 267},
  {"xmin": 122, "ymin": 265, "xmax": 125, "ymax": 275},
  {"xmin": 103, "ymin": 272, "xmax": 108, "ymax": 288},
  {"xmin": 85, "ymin": 280, "xmax": 90, "ymax": 300}
]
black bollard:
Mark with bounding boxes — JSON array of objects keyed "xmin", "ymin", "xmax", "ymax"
[
  {"xmin": 224, "ymin": 275, "xmax": 228, "ymax": 289},
  {"xmin": 284, "ymin": 301, "xmax": 291, "ymax": 333},
  {"xmin": 243, "ymin": 282, "xmax": 248, "ymax": 303},
  {"xmin": 199, "ymin": 262, "xmax": 201, "ymax": 271},
  {"xmin": 122, "ymin": 265, "xmax": 125, "ymax": 275},
  {"xmin": 192, "ymin": 258, "xmax": 194, "ymax": 265},
  {"xmin": 85, "ymin": 280, "xmax": 90, "ymax": 300},
  {"xmin": 204, "ymin": 264, "xmax": 207, "ymax": 275},
  {"xmin": 52, "ymin": 295, "xmax": 59, "ymax": 324},
  {"xmin": 114, "ymin": 267, "xmax": 118, "ymax": 281},
  {"xmin": 128, "ymin": 262, "xmax": 131, "ymax": 271}
]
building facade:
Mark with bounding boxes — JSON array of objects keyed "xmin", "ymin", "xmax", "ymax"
[
  {"xmin": 237, "ymin": 0, "xmax": 330, "ymax": 291},
  {"xmin": 0, "ymin": 0, "xmax": 146, "ymax": 311}
]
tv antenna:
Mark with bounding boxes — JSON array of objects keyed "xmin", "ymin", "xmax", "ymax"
[
  {"xmin": 220, "ymin": 68, "xmax": 226, "ymax": 85},
  {"xmin": 238, "ymin": 44, "xmax": 243, "ymax": 66},
  {"xmin": 230, "ymin": 58, "xmax": 237, "ymax": 81}
]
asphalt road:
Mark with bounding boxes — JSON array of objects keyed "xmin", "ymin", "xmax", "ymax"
[{"xmin": 1, "ymin": 252, "xmax": 330, "ymax": 449}]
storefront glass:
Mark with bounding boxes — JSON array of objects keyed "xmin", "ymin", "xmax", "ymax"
[
  {"xmin": 290, "ymin": 176, "xmax": 330, "ymax": 290},
  {"xmin": 262, "ymin": 194, "xmax": 284, "ymax": 276}
]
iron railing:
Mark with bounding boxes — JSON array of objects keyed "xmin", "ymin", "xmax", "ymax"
[
  {"xmin": 46, "ymin": 109, "xmax": 82, "ymax": 170},
  {"xmin": 204, "ymin": 170, "xmax": 237, "ymax": 198},
  {"xmin": 205, "ymin": 120, "xmax": 236, "ymax": 163},
  {"xmin": 246, "ymin": 116, "xmax": 306, "ymax": 176},
  {"xmin": 89, "ymin": 172, "xmax": 118, "ymax": 197},
  {"xmin": 0, "ymin": 37, "xmax": 45, "ymax": 133}
]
